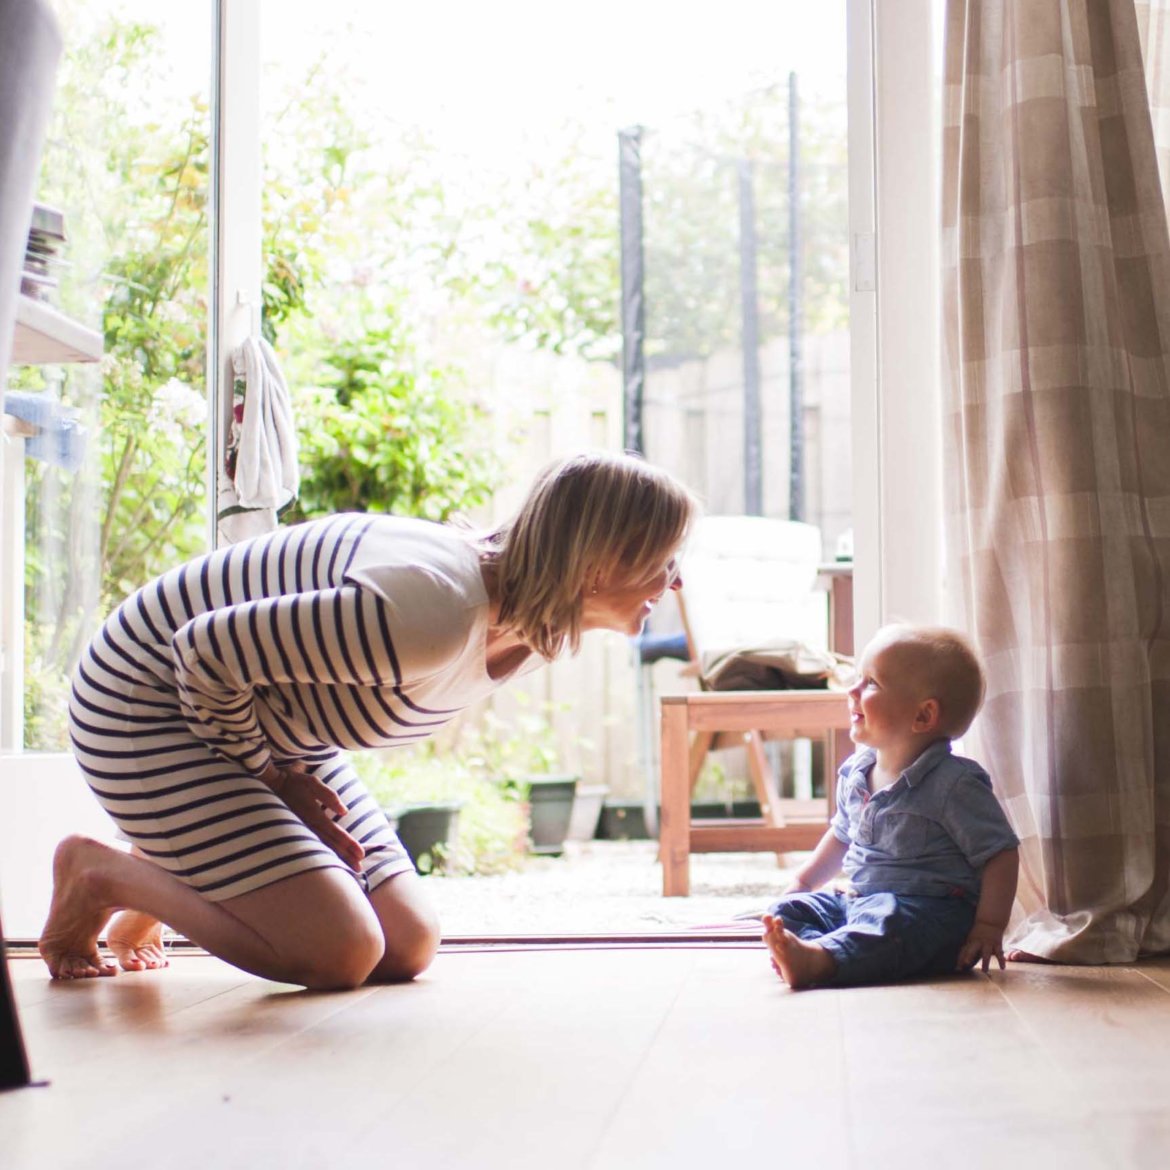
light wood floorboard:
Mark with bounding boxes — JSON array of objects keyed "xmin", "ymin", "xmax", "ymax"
[{"xmin": 3, "ymin": 951, "xmax": 1170, "ymax": 1169}]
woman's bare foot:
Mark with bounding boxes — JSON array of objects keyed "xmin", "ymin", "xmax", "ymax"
[
  {"xmin": 762, "ymin": 914, "xmax": 837, "ymax": 989},
  {"xmin": 107, "ymin": 909, "xmax": 170, "ymax": 972},
  {"xmin": 38, "ymin": 835, "xmax": 118, "ymax": 980}
]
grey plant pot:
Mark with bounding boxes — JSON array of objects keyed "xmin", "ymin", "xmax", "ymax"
[
  {"xmin": 389, "ymin": 801, "xmax": 463, "ymax": 872},
  {"xmin": 567, "ymin": 783, "xmax": 609, "ymax": 842},
  {"xmin": 525, "ymin": 775, "xmax": 579, "ymax": 855}
]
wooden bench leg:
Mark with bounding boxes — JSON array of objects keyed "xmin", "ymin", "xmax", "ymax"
[
  {"xmin": 661, "ymin": 701, "xmax": 691, "ymax": 896},
  {"xmin": 828, "ymin": 729, "xmax": 851, "ymax": 820},
  {"xmin": 745, "ymin": 731, "xmax": 784, "ymax": 827}
]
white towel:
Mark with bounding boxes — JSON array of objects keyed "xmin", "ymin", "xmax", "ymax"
[{"xmin": 217, "ymin": 336, "xmax": 300, "ymax": 544}]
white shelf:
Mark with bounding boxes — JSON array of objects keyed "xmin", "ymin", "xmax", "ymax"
[{"xmin": 11, "ymin": 294, "xmax": 103, "ymax": 365}]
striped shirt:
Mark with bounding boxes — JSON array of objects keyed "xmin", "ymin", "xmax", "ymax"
[{"xmin": 68, "ymin": 514, "xmax": 538, "ymax": 900}]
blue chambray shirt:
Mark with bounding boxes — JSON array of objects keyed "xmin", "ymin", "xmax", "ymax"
[{"xmin": 830, "ymin": 739, "xmax": 1019, "ymax": 901}]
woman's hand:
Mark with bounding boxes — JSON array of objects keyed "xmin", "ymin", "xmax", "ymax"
[{"xmin": 259, "ymin": 763, "xmax": 365, "ymax": 871}]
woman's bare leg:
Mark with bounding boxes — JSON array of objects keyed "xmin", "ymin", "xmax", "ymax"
[
  {"xmin": 365, "ymin": 870, "xmax": 440, "ymax": 982},
  {"xmin": 40, "ymin": 835, "xmax": 385, "ymax": 989}
]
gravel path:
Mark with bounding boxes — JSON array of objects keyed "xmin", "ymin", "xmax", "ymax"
[{"xmin": 424, "ymin": 840, "xmax": 802, "ymax": 935}]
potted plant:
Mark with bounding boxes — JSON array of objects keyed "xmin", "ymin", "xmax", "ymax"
[
  {"xmin": 351, "ymin": 746, "xmax": 527, "ymax": 875},
  {"xmin": 458, "ymin": 693, "xmax": 595, "ymax": 856},
  {"xmin": 389, "ymin": 801, "xmax": 465, "ymax": 874}
]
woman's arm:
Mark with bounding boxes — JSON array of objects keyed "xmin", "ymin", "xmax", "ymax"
[{"xmin": 171, "ymin": 585, "xmax": 467, "ymax": 776}]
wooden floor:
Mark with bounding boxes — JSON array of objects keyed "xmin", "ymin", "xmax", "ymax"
[{"xmin": 3, "ymin": 946, "xmax": 1170, "ymax": 1169}]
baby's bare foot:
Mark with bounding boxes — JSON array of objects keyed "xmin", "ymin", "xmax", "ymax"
[
  {"xmin": 39, "ymin": 836, "xmax": 118, "ymax": 980},
  {"xmin": 762, "ymin": 915, "xmax": 836, "ymax": 989},
  {"xmin": 1006, "ymin": 949, "xmax": 1058, "ymax": 964},
  {"xmin": 107, "ymin": 909, "xmax": 170, "ymax": 972}
]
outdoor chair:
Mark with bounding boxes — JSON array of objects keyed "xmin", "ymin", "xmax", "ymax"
[{"xmin": 658, "ymin": 515, "xmax": 853, "ymax": 896}]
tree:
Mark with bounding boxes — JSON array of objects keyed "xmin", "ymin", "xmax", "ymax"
[
  {"xmin": 464, "ymin": 87, "xmax": 850, "ymax": 365},
  {"xmin": 17, "ymin": 12, "xmax": 506, "ymax": 748},
  {"xmin": 289, "ymin": 323, "xmax": 500, "ymax": 523}
]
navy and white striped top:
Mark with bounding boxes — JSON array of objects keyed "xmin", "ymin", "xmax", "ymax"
[{"xmin": 79, "ymin": 514, "xmax": 536, "ymax": 774}]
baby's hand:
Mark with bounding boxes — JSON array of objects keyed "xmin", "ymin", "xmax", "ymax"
[{"xmin": 957, "ymin": 920, "xmax": 1007, "ymax": 973}]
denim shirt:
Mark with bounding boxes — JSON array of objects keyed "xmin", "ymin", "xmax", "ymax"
[{"xmin": 830, "ymin": 740, "xmax": 1019, "ymax": 901}]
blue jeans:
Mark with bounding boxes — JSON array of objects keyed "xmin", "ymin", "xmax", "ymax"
[{"xmin": 767, "ymin": 890, "xmax": 976, "ymax": 987}]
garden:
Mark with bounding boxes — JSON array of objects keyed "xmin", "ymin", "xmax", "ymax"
[{"xmin": 11, "ymin": 5, "xmax": 850, "ymax": 910}]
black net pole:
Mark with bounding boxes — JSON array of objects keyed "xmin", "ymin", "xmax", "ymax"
[
  {"xmin": 738, "ymin": 158, "xmax": 763, "ymax": 516},
  {"xmin": 788, "ymin": 70, "xmax": 804, "ymax": 521},
  {"xmin": 618, "ymin": 126, "xmax": 646, "ymax": 455}
]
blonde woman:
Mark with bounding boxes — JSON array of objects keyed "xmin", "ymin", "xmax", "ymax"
[{"xmin": 40, "ymin": 451, "xmax": 696, "ymax": 989}]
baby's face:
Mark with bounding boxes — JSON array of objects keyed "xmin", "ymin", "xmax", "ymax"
[{"xmin": 846, "ymin": 642, "xmax": 932, "ymax": 753}]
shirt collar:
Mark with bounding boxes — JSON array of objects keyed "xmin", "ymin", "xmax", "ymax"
[
  {"xmin": 849, "ymin": 739, "xmax": 952, "ymax": 790},
  {"xmin": 901, "ymin": 738, "xmax": 952, "ymax": 788}
]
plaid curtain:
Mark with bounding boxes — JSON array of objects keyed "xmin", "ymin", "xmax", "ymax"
[{"xmin": 942, "ymin": 0, "xmax": 1170, "ymax": 961}]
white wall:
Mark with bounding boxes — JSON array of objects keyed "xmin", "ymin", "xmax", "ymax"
[{"xmin": 0, "ymin": 754, "xmax": 122, "ymax": 937}]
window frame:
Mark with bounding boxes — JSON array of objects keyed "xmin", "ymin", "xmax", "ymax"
[{"xmin": 0, "ymin": 0, "xmax": 944, "ymax": 940}]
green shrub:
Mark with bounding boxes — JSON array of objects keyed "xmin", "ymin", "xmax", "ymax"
[{"xmin": 350, "ymin": 744, "xmax": 527, "ymax": 876}]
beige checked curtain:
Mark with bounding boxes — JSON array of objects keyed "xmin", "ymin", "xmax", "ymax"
[{"xmin": 943, "ymin": 0, "xmax": 1170, "ymax": 962}]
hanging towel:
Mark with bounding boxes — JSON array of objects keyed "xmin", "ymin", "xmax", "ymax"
[{"xmin": 218, "ymin": 336, "xmax": 299, "ymax": 543}]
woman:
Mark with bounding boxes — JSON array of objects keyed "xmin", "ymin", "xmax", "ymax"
[{"xmin": 39, "ymin": 451, "xmax": 696, "ymax": 988}]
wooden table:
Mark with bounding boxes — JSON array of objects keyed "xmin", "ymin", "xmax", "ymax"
[
  {"xmin": 659, "ymin": 691, "xmax": 852, "ymax": 896},
  {"xmin": 658, "ymin": 562, "xmax": 855, "ymax": 897}
]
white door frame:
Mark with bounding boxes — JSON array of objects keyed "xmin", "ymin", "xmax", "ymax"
[
  {"xmin": 849, "ymin": 0, "xmax": 941, "ymax": 647},
  {"xmin": 209, "ymin": 0, "xmax": 262, "ymax": 548}
]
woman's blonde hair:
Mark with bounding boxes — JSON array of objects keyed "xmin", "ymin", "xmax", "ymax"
[{"xmin": 483, "ymin": 451, "xmax": 699, "ymax": 659}]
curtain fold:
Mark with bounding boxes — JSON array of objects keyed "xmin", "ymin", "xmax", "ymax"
[{"xmin": 943, "ymin": 0, "xmax": 1170, "ymax": 961}]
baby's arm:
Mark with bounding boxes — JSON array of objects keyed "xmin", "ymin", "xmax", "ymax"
[
  {"xmin": 957, "ymin": 847, "xmax": 1019, "ymax": 972},
  {"xmin": 786, "ymin": 828, "xmax": 850, "ymax": 893}
]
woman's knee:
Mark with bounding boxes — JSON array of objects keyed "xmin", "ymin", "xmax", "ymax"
[
  {"xmin": 368, "ymin": 873, "xmax": 440, "ymax": 982},
  {"xmin": 294, "ymin": 920, "xmax": 386, "ymax": 990},
  {"xmin": 226, "ymin": 870, "xmax": 387, "ymax": 990}
]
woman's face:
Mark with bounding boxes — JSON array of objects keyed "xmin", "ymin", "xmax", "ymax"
[{"xmin": 580, "ymin": 551, "xmax": 683, "ymax": 636}]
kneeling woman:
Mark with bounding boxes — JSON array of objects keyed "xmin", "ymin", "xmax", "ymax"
[{"xmin": 40, "ymin": 451, "xmax": 695, "ymax": 989}]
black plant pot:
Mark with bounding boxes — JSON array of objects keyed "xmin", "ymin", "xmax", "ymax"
[{"xmin": 390, "ymin": 801, "xmax": 463, "ymax": 873}]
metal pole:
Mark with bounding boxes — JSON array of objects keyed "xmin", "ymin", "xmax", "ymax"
[
  {"xmin": 618, "ymin": 127, "xmax": 646, "ymax": 455},
  {"xmin": 738, "ymin": 159, "xmax": 762, "ymax": 515},
  {"xmin": 788, "ymin": 70, "xmax": 804, "ymax": 521}
]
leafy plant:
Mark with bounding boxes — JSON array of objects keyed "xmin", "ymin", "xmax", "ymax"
[
  {"xmin": 457, "ymin": 692, "xmax": 593, "ymax": 793},
  {"xmin": 351, "ymin": 745, "xmax": 527, "ymax": 876},
  {"xmin": 288, "ymin": 323, "xmax": 502, "ymax": 522}
]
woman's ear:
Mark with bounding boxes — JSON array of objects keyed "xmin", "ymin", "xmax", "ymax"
[{"xmin": 913, "ymin": 697, "xmax": 941, "ymax": 735}]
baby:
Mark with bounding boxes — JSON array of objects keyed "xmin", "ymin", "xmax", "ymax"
[{"xmin": 763, "ymin": 623, "xmax": 1019, "ymax": 989}]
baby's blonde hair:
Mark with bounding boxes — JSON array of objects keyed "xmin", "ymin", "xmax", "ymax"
[
  {"xmin": 484, "ymin": 451, "xmax": 698, "ymax": 659},
  {"xmin": 870, "ymin": 623, "xmax": 986, "ymax": 738}
]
